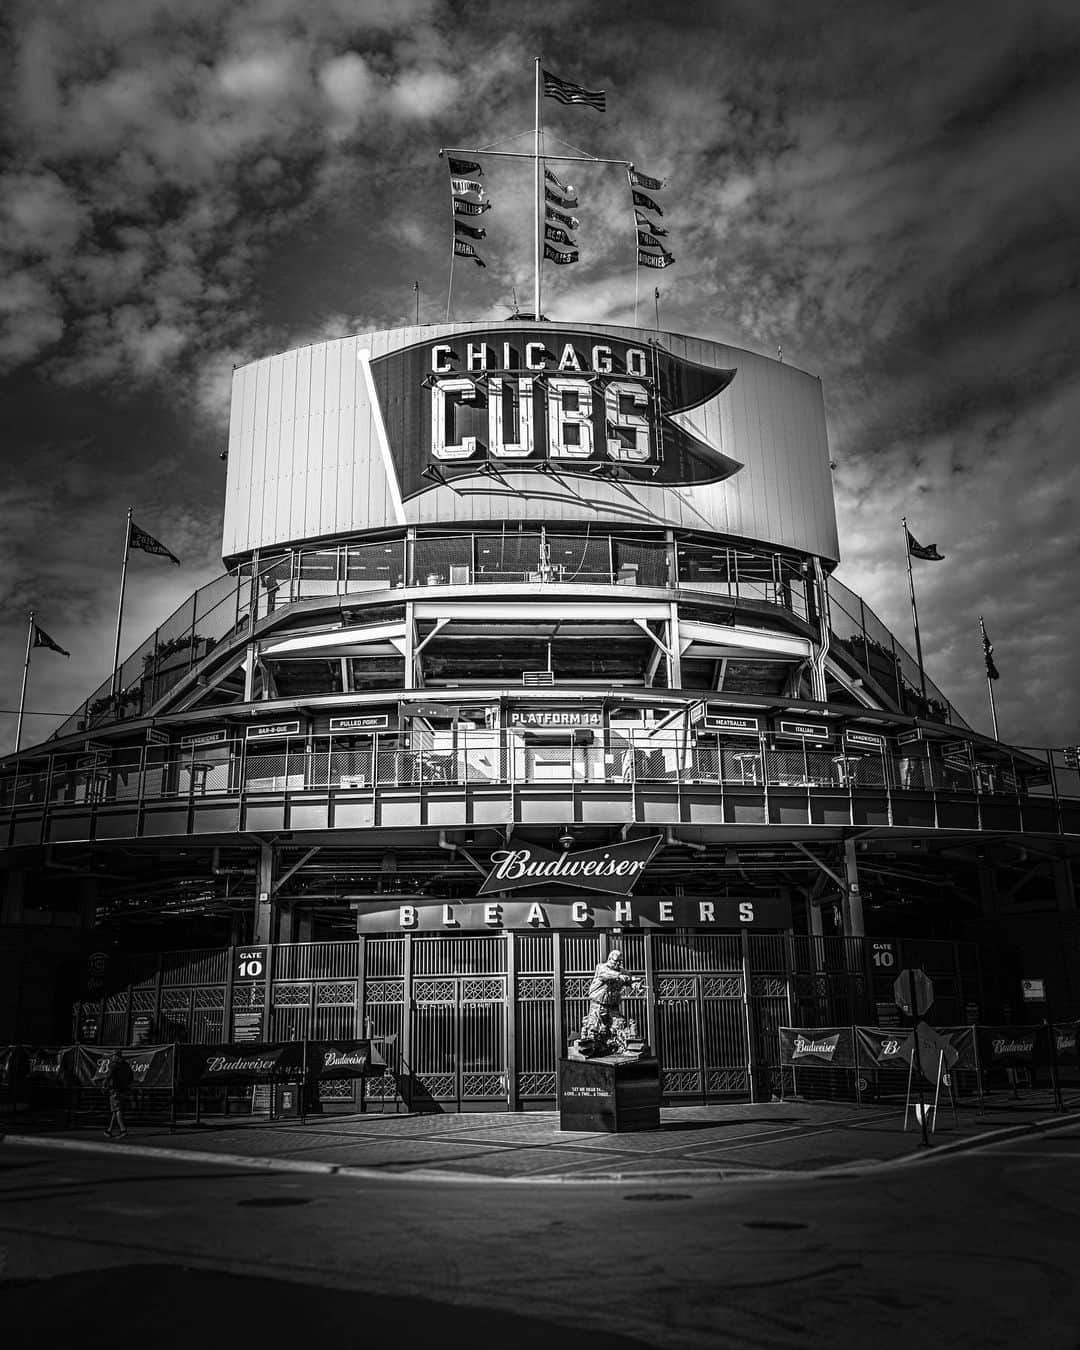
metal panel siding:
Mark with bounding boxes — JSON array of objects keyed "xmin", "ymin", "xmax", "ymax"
[{"xmin": 222, "ymin": 323, "xmax": 839, "ymax": 563}]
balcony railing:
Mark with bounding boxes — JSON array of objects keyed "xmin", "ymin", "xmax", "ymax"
[
  {"xmin": 4, "ymin": 731, "xmax": 1077, "ymax": 822},
  {"xmin": 46, "ymin": 533, "xmax": 815, "ymax": 742}
]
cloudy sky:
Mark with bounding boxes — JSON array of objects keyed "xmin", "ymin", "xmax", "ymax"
[{"xmin": 2, "ymin": 0, "xmax": 1078, "ymax": 756}]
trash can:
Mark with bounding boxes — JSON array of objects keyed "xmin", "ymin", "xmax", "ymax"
[{"xmin": 272, "ymin": 1081, "xmax": 302, "ymax": 1119}]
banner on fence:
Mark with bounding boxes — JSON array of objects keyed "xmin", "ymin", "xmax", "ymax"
[
  {"xmin": 21, "ymin": 1046, "xmax": 70, "ymax": 1085},
  {"xmin": 0, "ymin": 1045, "xmax": 18, "ymax": 1090},
  {"xmin": 779, "ymin": 1028, "xmax": 853, "ymax": 1065},
  {"xmin": 66, "ymin": 1044, "xmax": 176, "ymax": 1089},
  {"xmin": 308, "ymin": 1040, "xmax": 385, "ymax": 1078},
  {"xmin": 1053, "ymin": 1021, "xmax": 1079, "ymax": 1064},
  {"xmin": 176, "ymin": 1043, "xmax": 306, "ymax": 1086},
  {"xmin": 977, "ymin": 1025, "xmax": 1039, "ymax": 1066}
]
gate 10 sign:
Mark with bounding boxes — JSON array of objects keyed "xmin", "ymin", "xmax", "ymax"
[
  {"xmin": 870, "ymin": 940, "xmax": 897, "ymax": 971},
  {"xmin": 235, "ymin": 946, "xmax": 267, "ymax": 981}
]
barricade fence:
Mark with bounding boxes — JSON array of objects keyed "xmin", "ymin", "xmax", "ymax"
[
  {"xmin": 0, "ymin": 1037, "xmax": 389, "ymax": 1129},
  {"xmin": 778, "ymin": 1022, "xmax": 1080, "ymax": 1108}
]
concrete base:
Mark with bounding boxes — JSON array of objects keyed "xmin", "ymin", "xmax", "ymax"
[{"xmin": 558, "ymin": 1055, "xmax": 661, "ymax": 1132}]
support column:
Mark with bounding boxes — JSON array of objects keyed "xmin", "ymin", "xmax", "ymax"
[
  {"xmin": 253, "ymin": 842, "xmax": 274, "ymax": 944},
  {"xmin": 808, "ymin": 890, "xmax": 824, "ymax": 937},
  {"xmin": 1053, "ymin": 858, "xmax": 1076, "ymax": 913},
  {"xmin": 667, "ymin": 602, "xmax": 683, "ymax": 690},
  {"xmin": 1, "ymin": 870, "xmax": 26, "ymax": 924},
  {"xmin": 844, "ymin": 838, "xmax": 865, "ymax": 937}
]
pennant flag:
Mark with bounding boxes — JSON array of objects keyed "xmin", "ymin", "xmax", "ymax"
[
  {"xmin": 545, "ymin": 184, "xmax": 579, "ymax": 209},
  {"xmin": 130, "ymin": 520, "xmax": 181, "ymax": 565},
  {"xmin": 635, "ymin": 210, "xmax": 667, "ymax": 236},
  {"xmin": 545, "ymin": 223, "xmax": 576, "ymax": 247},
  {"xmin": 542, "ymin": 69, "xmax": 606, "ymax": 112},
  {"xmin": 454, "ymin": 198, "xmax": 491, "ymax": 216},
  {"xmin": 980, "ymin": 618, "xmax": 1000, "ymax": 680},
  {"xmin": 638, "ymin": 249, "xmax": 675, "ymax": 268},
  {"xmin": 454, "ymin": 220, "xmax": 487, "ymax": 240},
  {"xmin": 544, "ymin": 166, "xmax": 571, "ymax": 192},
  {"xmin": 33, "ymin": 624, "xmax": 70, "ymax": 657},
  {"xmin": 632, "ymin": 189, "xmax": 664, "ymax": 216},
  {"xmin": 544, "ymin": 242, "xmax": 579, "ymax": 264},
  {"xmin": 448, "ymin": 156, "xmax": 481, "ymax": 176},
  {"xmin": 630, "ymin": 168, "xmax": 664, "ymax": 191},
  {"xmin": 450, "ymin": 178, "xmax": 484, "ymax": 197},
  {"xmin": 454, "ymin": 239, "xmax": 487, "ymax": 267},
  {"xmin": 637, "ymin": 230, "xmax": 664, "ymax": 249},
  {"xmin": 546, "ymin": 204, "xmax": 580, "ymax": 230},
  {"xmin": 906, "ymin": 528, "xmax": 944, "ymax": 562}
]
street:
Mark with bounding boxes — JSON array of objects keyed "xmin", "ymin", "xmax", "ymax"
[{"xmin": 2, "ymin": 1125, "xmax": 1079, "ymax": 1349}]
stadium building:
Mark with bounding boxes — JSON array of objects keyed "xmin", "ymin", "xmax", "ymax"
[{"xmin": 2, "ymin": 319, "xmax": 1078, "ymax": 1111}]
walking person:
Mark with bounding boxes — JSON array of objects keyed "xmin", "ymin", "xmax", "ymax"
[{"xmin": 103, "ymin": 1049, "xmax": 133, "ymax": 1138}]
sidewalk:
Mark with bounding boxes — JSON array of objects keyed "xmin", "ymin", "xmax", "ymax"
[{"xmin": 5, "ymin": 1090, "xmax": 1079, "ymax": 1182}]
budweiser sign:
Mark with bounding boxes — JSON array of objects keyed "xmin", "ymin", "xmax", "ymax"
[
  {"xmin": 477, "ymin": 835, "xmax": 663, "ymax": 897},
  {"xmin": 791, "ymin": 1033, "xmax": 841, "ymax": 1061}
]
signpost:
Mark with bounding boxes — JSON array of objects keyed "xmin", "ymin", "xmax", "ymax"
[{"xmin": 895, "ymin": 967, "xmax": 934, "ymax": 1146}]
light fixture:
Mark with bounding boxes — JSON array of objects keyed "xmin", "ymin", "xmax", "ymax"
[{"xmin": 558, "ymin": 828, "xmax": 576, "ymax": 851}]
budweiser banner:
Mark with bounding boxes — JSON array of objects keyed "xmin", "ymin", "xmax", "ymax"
[
  {"xmin": 66, "ymin": 1044, "xmax": 176, "ymax": 1089},
  {"xmin": 309, "ymin": 1040, "xmax": 386, "ymax": 1079},
  {"xmin": 0, "ymin": 1045, "xmax": 19, "ymax": 1091},
  {"xmin": 22, "ymin": 1046, "xmax": 71, "ymax": 1085},
  {"xmin": 1053, "ymin": 1021, "xmax": 1080, "ymax": 1064},
  {"xmin": 977, "ymin": 1025, "xmax": 1039, "ymax": 1066},
  {"xmin": 779, "ymin": 1028, "xmax": 849, "ymax": 1065},
  {"xmin": 177, "ymin": 1042, "xmax": 306, "ymax": 1087},
  {"xmin": 477, "ymin": 835, "xmax": 663, "ymax": 897}
]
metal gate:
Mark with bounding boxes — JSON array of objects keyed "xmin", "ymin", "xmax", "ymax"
[
  {"xmin": 654, "ymin": 972, "xmax": 750, "ymax": 1099},
  {"xmin": 412, "ymin": 975, "xmax": 507, "ymax": 1110}
]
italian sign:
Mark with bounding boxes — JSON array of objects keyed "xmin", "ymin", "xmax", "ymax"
[{"xmin": 370, "ymin": 327, "xmax": 742, "ymax": 500}]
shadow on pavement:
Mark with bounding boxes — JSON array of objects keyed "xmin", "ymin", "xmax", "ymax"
[{"xmin": 1, "ymin": 1265, "xmax": 661, "ymax": 1349}]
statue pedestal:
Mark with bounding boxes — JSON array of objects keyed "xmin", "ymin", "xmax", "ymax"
[{"xmin": 558, "ymin": 1055, "xmax": 661, "ymax": 1132}]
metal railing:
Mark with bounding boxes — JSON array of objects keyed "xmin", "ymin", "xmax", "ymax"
[
  {"xmin": 46, "ymin": 533, "xmax": 816, "ymax": 742},
  {"xmin": 4, "ymin": 731, "xmax": 1077, "ymax": 818}
]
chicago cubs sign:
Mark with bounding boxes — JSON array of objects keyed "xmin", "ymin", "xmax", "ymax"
[{"xmin": 370, "ymin": 326, "xmax": 741, "ymax": 498}]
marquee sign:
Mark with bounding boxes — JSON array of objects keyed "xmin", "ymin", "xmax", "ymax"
[
  {"xmin": 508, "ymin": 707, "xmax": 603, "ymax": 729},
  {"xmin": 354, "ymin": 894, "xmax": 793, "ymax": 933},
  {"xmin": 477, "ymin": 835, "xmax": 664, "ymax": 897},
  {"xmin": 370, "ymin": 327, "xmax": 742, "ymax": 499}
]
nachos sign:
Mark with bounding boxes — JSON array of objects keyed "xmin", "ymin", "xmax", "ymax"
[{"xmin": 370, "ymin": 327, "xmax": 740, "ymax": 499}]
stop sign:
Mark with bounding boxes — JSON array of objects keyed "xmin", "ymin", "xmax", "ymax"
[{"xmin": 894, "ymin": 968, "xmax": 934, "ymax": 1016}]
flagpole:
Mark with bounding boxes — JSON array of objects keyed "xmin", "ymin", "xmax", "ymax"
[
  {"xmin": 980, "ymin": 616, "xmax": 1000, "ymax": 740},
  {"xmin": 901, "ymin": 516, "xmax": 928, "ymax": 702},
  {"xmin": 111, "ymin": 506, "xmax": 133, "ymax": 697},
  {"xmin": 534, "ymin": 56, "xmax": 542, "ymax": 320},
  {"xmin": 15, "ymin": 610, "xmax": 34, "ymax": 753}
]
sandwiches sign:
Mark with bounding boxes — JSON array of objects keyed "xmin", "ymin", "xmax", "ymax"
[{"xmin": 370, "ymin": 327, "xmax": 741, "ymax": 499}]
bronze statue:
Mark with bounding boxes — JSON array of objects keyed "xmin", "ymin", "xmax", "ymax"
[{"xmin": 569, "ymin": 949, "xmax": 648, "ymax": 1060}]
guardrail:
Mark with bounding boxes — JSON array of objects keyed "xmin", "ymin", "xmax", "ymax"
[{"xmin": 3, "ymin": 732, "xmax": 1078, "ymax": 826}]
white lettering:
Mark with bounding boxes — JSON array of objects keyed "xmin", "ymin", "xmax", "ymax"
[
  {"xmin": 483, "ymin": 903, "xmax": 501, "ymax": 925},
  {"xmin": 699, "ymin": 902, "xmax": 715, "ymax": 922},
  {"xmin": 399, "ymin": 905, "xmax": 417, "ymax": 929},
  {"xmin": 466, "ymin": 342, "xmax": 490, "ymax": 372},
  {"xmin": 526, "ymin": 903, "xmax": 547, "ymax": 926},
  {"xmin": 571, "ymin": 901, "xmax": 590, "ymax": 923},
  {"xmin": 626, "ymin": 347, "xmax": 648, "ymax": 377},
  {"xmin": 557, "ymin": 342, "xmax": 584, "ymax": 372},
  {"xmin": 604, "ymin": 381, "xmax": 651, "ymax": 463},
  {"xmin": 525, "ymin": 341, "xmax": 546, "ymax": 371},
  {"xmin": 658, "ymin": 900, "xmax": 674, "ymax": 922},
  {"xmin": 431, "ymin": 344, "xmax": 454, "ymax": 373},
  {"xmin": 738, "ymin": 901, "xmax": 755, "ymax": 923},
  {"xmin": 487, "ymin": 377, "xmax": 535, "ymax": 459},
  {"xmin": 431, "ymin": 378, "xmax": 480, "ymax": 460},
  {"xmin": 442, "ymin": 904, "xmax": 458, "ymax": 927},
  {"xmin": 614, "ymin": 900, "xmax": 632, "ymax": 921},
  {"xmin": 547, "ymin": 377, "xmax": 594, "ymax": 459},
  {"xmin": 591, "ymin": 345, "xmax": 613, "ymax": 374}
]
